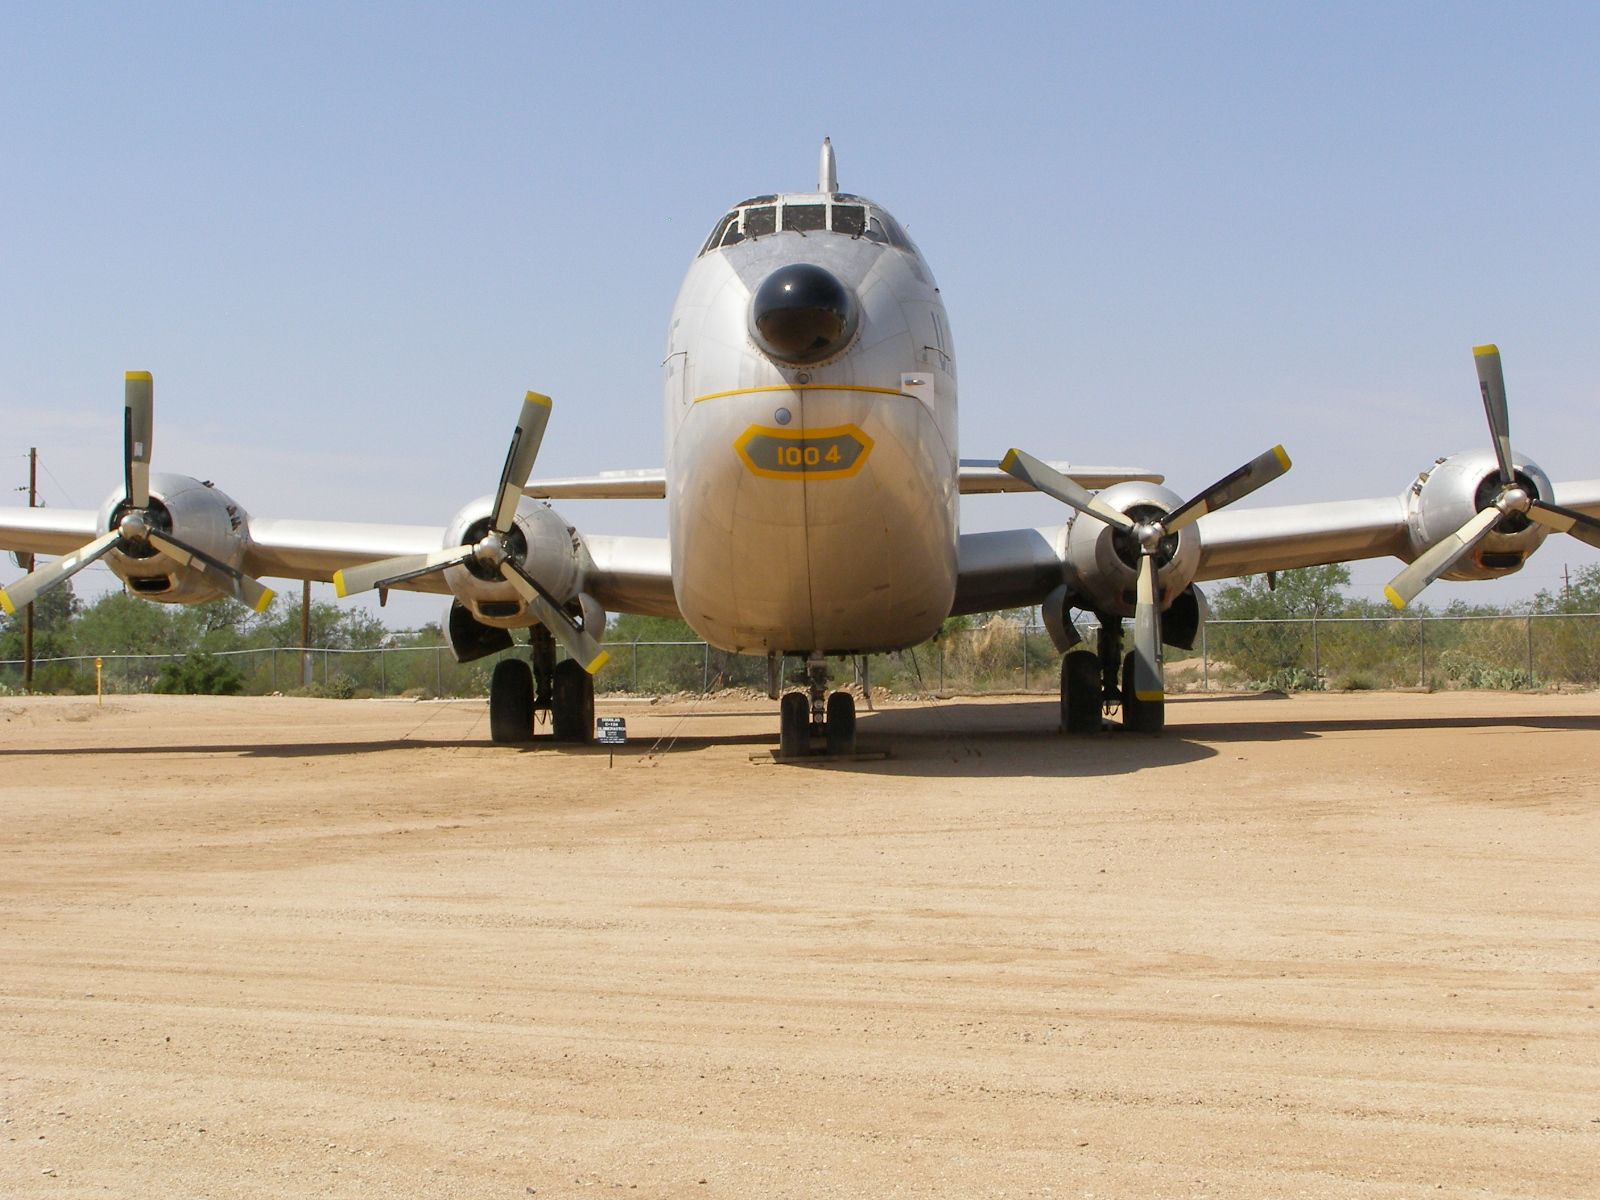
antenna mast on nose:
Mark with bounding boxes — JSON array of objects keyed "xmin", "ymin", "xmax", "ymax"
[{"xmin": 818, "ymin": 137, "xmax": 837, "ymax": 194}]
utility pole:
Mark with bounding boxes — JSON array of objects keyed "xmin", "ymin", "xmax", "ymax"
[
  {"xmin": 22, "ymin": 448, "xmax": 37, "ymax": 693},
  {"xmin": 300, "ymin": 579, "xmax": 313, "ymax": 686}
]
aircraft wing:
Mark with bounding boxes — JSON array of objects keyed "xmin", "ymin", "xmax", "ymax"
[
  {"xmin": 246, "ymin": 522, "xmax": 681, "ymax": 615},
  {"xmin": 952, "ymin": 476, "xmax": 1600, "ymax": 617},
  {"xmin": 0, "ymin": 506, "xmax": 680, "ymax": 618},
  {"xmin": 1, "ymin": 507, "xmax": 100, "ymax": 558},
  {"xmin": 956, "ymin": 460, "xmax": 1163, "ymax": 493},
  {"xmin": 526, "ymin": 470, "xmax": 668, "ymax": 499},
  {"xmin": 526, "ymin": 461, "xmax": 1164, "ymax": 500}
]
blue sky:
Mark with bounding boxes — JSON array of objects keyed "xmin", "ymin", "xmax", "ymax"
[{"xmin": 4, "ymin": 2, "xmax": 1598, "ymax": 625}]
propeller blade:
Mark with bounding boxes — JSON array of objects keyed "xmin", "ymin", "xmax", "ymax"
[
  {"xmin": 498, "ymin": 559, "xmax": 610, "ymax": 674},
  {"xmin": 1526, "ymin": 500, "xmax": 1600, "ymax": 551},
  {"xmin": 1473, "ymin": 344, "xmax": 1515, "ymax": 487},
  {"xmin": 999, "ymin": 448, "xmax": 1136, "ymax": 532},
  {"xmin": 1384, "ymin": 505, "xmax": 1502, "ymax": 609},
  {"xmin": 145, "ymin": 531, "xmax": 276, "ymax": 613},
  {"xmin": 0, "ymin": 530, "xmax": 122, "ymax": 616},
  {"xmin": 332, "ymin": 545, "xmax": 473, "ymax": 598},
  {"xmin": 125, "ymin": 371, "xmax": 154, "ymax": 510},
  {"xmin": 491, "ymin": 392, "xmax": 554, "ymax": 534},
  {"xmin": 1131, "ymin": 552, "xmax": 1164, "ymax": 702},
  {"xmin": 1163, "ymin": 445, "xmax": 1292, "ymax": 534}
]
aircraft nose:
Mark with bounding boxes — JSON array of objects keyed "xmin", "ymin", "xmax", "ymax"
[{"xmin": 748, "ymin": 263, "xmax": 859, "ymax": 364}]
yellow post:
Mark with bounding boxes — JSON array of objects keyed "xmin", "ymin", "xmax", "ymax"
[{"xmin": 95, "ymin": 657, "xmax": 103, "ymax": 707}]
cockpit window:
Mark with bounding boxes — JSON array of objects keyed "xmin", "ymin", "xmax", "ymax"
[
  {"xmin": 879, "ymin": 211, "xmax": 912, "ymax": 251},
  {"xmin": 701, "ymin": 212, "xmax": 739, "ymax": 257},
  {"xmin": 697, "ymin": 196, "xmax": 912, "ymax": 256},
  {"xmin": 744, "ymin": 205, "xmax": 777, "ymax": 238},
  {"xmin": 830, "ymin": 204, "xmax": 865, "ymax": 236},
  {"xmin": 782, "ymin": 203, "xmax": 827, "ymax": 233}
]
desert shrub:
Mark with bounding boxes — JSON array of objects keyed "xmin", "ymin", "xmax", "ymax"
[{"xmin": 154, "ymin": 652, "xmax": 244, "ymax": 696}]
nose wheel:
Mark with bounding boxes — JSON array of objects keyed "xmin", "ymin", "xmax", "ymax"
[{"xmin": 776, "ymin": 653, "xmax": 857, "ymax": 758}]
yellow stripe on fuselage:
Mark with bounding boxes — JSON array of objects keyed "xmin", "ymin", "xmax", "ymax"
[{"xmin": 692, "ymin": 384, "xmax": 908, "ymax": 404}]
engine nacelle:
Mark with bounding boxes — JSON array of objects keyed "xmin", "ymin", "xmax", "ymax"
[
  {"xmin": 1061, "ymin": 481, "xmax": 1202, "ymax": 618},
  {"xmin": 439, "ymin": 495, "xmax": 591, "ymax": 630},
  {"xmin": 95, "ymin": 472, "xmax": 250, "ymax": 604},
  {"xmin": 1403, "ymin": 450, "xmax": 1552, "ymax": 581}
]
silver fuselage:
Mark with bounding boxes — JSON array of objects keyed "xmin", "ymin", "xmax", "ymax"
[{"xmin": 665, "ymin": 192, "xmax": 958, "ymax": 654}]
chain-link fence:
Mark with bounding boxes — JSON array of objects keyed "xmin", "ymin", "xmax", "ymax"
[{"xmin": 4, "ymin": 613, "xmax": 1598, "ymax": 697}]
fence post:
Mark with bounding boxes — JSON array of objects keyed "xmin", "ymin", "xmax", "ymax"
[
  {"xmin": 1022, "ymin": 627, "xmax": 1029, "ymax": 691},
  {"xmin": 1527, "ymin": 614, "xmax": 1535, "ymax": 685},
  {"xmin": 1418, "ymin": 617, "xmax": 1426, "ymax": 687},
  {"xmin": 1201, "ymin": 621, "xmax": 1209, "ymax": 692},
  {"xmin": 632, "ymin": 637, "xmax": 639, "ymax": 692},
  {"xmin": 380, "ymin": 648, "xmax": 386, "ymax": 697},
  {"xmin": 271, "ymin": 649, "xmax": 277, "ymax": 692},
  {"xmin": 436, "ymin": 648, "xmax": 443, "ymax": 696},
  {"xmin": 1311, "ymin": 615, "xmax": 1319, "ymax": 677},
  {"xmin": 702, "ymin": 643, "xmax": 710, "ymax": 693}
]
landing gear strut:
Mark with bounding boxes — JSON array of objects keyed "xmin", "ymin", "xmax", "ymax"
[
  {"xmin": 1057, "ymin": 613, "xmax": 1164, "ymax": 735},
  {"xmin": 776, "ymin": 652, "xmax": 856, "ymax": 757},
  {"xmin": 489, "ymin": 626, "xmax": 594, "ymax": 745}
]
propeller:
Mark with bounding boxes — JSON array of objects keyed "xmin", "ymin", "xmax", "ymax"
[
  {"xmin": 0, "ymin": 373, "xmax": 275, "ymax": 618},
  {"xmin": 1001, "ymin": 444, "xmax": 1291, "ymax": 703},
  {"xmin": 331, "ymin": 392, "xmax": 609, "ymax": 674},
  {"xmin": 1384, "ymin": 345, "xmax": 1600, "ymax": 609}
]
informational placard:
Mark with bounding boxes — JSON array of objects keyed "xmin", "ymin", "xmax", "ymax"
[{"xmin": 596, "ymin": 717, "xmax": 627, "ymax": 745}]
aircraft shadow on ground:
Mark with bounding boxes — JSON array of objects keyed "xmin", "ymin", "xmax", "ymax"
[{"xmin": 3, "ymin": 700, "xmax": 1590, "ymax": 771}]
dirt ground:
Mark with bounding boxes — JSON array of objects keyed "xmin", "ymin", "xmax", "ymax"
[{"xmin": 2, "ymin": 688, "xmax": 1597, "ymax": 1199}]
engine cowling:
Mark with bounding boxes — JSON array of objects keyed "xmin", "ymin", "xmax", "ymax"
[
  {"xmin": 438, "ymin": 495, "xmax": 595, "ymax": 630},
  {"xmin": 1403, "ymin": 450, "xmax": 1553, "ymax": 581},
  {"xmin": 1061, "ymin": 480, "xmax": 1202, "ymax": 617},
  {"xmin": 94, "ymin": 472, "xmax": 251, "ymax": 604}
]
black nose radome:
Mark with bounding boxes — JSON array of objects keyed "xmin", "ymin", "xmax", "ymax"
[{"xmin": 749, "ymin": 263, "xmax": 859, "ymax": 365}]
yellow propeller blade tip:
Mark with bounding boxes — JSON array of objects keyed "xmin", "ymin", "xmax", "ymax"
[
  {"xmin": 1472, "ymin": 344, "xmax": 1499, "ymax": 358},
  {"xmin": 254, "ymin": 589, "xmax": 276, "ymax": 614},
  {"xmin": 331, "ymin": 570, "xmax": 348, "ymax": 598},
  {"xmin": 585, "ymin": 650, "xmax": 611, "ymax": 675},
  {"xmin": 125, "ymin": 370, "xmax": 153, "ymax": 381},
  {"xmin": 1272, "ymin": 445, "xmax": 1292, "ymax": 470},
  {"xmin": 0, "ymin": 590, "xmax": 14, "ymax": 617},
  {"xmin": 525, "ymin": 391, "xmax": 553, "ymax": 408},
  {"xmin": 998, "ymin": 449, "xmax": 1020, "ymax": 471},
  {"xmin": 1383, "ymin": 585, "xmax": 1408, "ymax": 610}
]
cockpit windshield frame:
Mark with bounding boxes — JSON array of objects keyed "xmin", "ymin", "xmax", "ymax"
[{"xmin": 697, "ymin": 195, "xmax": 915, "ymax": 257}]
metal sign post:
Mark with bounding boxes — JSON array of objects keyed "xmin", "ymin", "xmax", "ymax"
[{"xmin": 596, "ymin": 716, "xmax": 626, "ymax": 767}]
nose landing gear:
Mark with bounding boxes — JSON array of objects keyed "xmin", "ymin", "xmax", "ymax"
[{"xmin": 776, "ymin": 652, "xmax": 857, "ymax": 758}]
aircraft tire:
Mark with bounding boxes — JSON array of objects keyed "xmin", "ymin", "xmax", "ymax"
[
  {"xmin": 489, "ymin": 658, "xmax": 535, "ymax": 744},
  {"xmin": 824, "ymin": 690, "xmax": 857, "ymax": 755},
  {"xmin": 1120, "ymin": 651, "xmax": 1165, "ymax": 734},
  {"xmin": 551, "ymin": 658, "xmax": 594, "ymax": 743},
  {"xmin": 1061, "ymin": 649, "xmax": 1101, "ymax": 734},
  {"xmin": 778, "ymin": 692, "xmax": 810, "ymax": 758}
]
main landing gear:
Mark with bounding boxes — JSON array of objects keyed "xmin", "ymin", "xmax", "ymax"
[
  {"xmin": 489, "ymin": 626, "xmax": 594, "ymax": 745},
  {"xmin": 1058, "ymin": 614, "xmax": 1164, "ymax": 735},
  {"xmin": 776, "ymin": 652, "xmax": 857, "ymax": 758}
]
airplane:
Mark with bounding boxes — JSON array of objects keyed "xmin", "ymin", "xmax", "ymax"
[{"xmin": 4, "ymin": 140, "xmax": 1600, "ymax": 755}]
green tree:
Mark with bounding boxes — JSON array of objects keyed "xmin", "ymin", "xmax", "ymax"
[{"xmin": 1211, "ymin": 564, "xmax": 1356, "ymax": 620}]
